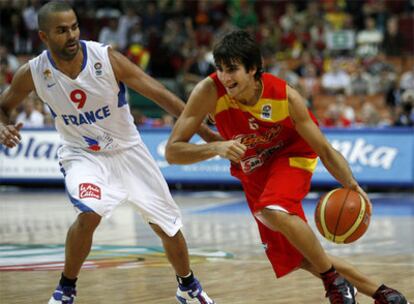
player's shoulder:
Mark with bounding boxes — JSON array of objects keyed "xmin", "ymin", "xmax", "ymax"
[
  {"xmin": 83, "ymin": 40, "xmax": 107, "ymax": 48},
  {"xmin": 206, "ymin": 72, "xmax": 226, "ymax": 98},
  {"xmin": 262, "ymin": 73, "xmax": 287, "ymax": 100},
  {"xmin": 262, "ymin": 73, "xmax": 286, "ymax": 87}
]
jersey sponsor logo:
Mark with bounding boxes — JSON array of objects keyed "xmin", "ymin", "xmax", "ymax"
[
  {"xmin": 61, "ymin": 105, "xmax": 111, "ymax": 126},
  {"xmin": 240, "ymin": 142, "xmax": 284, "ymax": 173},
  {"xmin": 261, "ymin": 104, "xmax": 272, "ymax": 119},
  {"xmin": 82, "ymin": 136, "xmax": 101, "ymax": 151},
  {"xmin": 248, "ymin": 117, "xmax": 259, "ymax": 130},
  {"xmin": 79, "ymin": 183, "xmax": 101, "ymax": 199},
  {"xmin": 235, "ymin": 125, "xmax": 282, "ymax": 149}
]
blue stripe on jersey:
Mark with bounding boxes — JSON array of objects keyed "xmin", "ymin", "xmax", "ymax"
[
  {"xmin": 46, "ymin": 103, "xmax": 57, "ymax": 118},
  {"xmin": 59, "ymin": 162, "xmax": 66, "ymax": 177},
  {"xmin": 46, "ymin": 50, "xmax": 57, "ymax": 69},
  {"xmin": 118, "ymin": 82, "xmax": 127, "ymax": 107},
  {"xmin": 80, "ymin": 41, "xmax": 87, "ymax": 71},
  {"xmin": 46, "ymin": 41, "xmax": 87, "ymax": 71},
  {"xmin": 68, "ymin": 194, "xmax": 95, "ymax": 213}
]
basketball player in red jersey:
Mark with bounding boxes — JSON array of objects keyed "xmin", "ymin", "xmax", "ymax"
[{"xmin": 166, "ymin": 31, "xmax": 410, "ymax": 304}]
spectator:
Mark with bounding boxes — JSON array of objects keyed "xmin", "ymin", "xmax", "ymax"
[
  {"xmin": 16, "ymin": 94, "xmax": 44, "ymax": 128},
  {"xmin": 393, "ymin": 101, "xmax": 414, "ymax": 127},
  {"xmin": 298, "ymin": 63, "xmax": 321, "ymax": 107},
  {"xmin": 349, "ymin": 65, "xmax": 375, "ymax": 95},
  {"xmin": 0, "ymin": 45, "xmax": 21, "ymax": 73},
  {"xmin": 0, "ymin": 58, "xmax": 13, "ymax": 93},
  {"xmin": 141, "ymin": 1, "xmax": 163, "ymax": 32},
  {"xmin": 356, "ymin": 17, "xmax": 383, "ymax": 58},
  {"xmin": 229, "ymin": 0, "xmax": 258, "ymax": 30},
  {"xmin": 399, "ymin": 66, "xmax": 414, "ymax": 91},
  {"xmin": 268, "ymin": 61, "xmax": 299, "ymax": 88},
  {"xmin": 321, "ymin": 60, "xmax": 351, "ymax": 95},
  {"xmin": 382, "ymin": 16, "xmax": 404, "ymax": 57},
  {"xmin": 279, "ymin": 3, "xmax": 300, "ymax": 33},
  {"xmin": 98, "ymin": 18, "xmax": 120, "ymax": 50},
  {"xmin": 386, "ymin": 80, "xmax": 403, "ymax": 109},
  {"xmin": 322, "ymin": 105, "xmax": 352, "ymax": 127},
  {"xmin": 359, "ymin": 99, "xmax": 380, "ymax": 126},
  {"xmin": 22, "ymin": 0, "xmax": 42, "ymax": 53},
  {"xmin": 126, "ymin": 20, "xmax": 145, "ymax": 48},
  {"xmin": 183, "ymin": 46, "xmax": 215, "ymax": 97},
  {"xmin": 8, "ymin": 12, "xmax": 32, "ymax": 54},
  {"xmin": 117, "ymin": 8, "xmax": 140, "ymax": 51}
]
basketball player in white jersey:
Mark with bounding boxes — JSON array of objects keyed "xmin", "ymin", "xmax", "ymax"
[{"xmin": 0, "ymin": 2, "xmax": 217, "ymax": 304}]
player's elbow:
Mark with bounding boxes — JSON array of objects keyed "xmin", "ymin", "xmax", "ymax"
[
  {"xmin": 164, "ymin": 141, "xmax": 179, "ymax": 164},
  {"xmin": 318, "ymin": 143, "xmax": 337, "ymax": 163}
]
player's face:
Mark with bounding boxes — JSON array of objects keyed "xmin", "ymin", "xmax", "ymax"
[
  {"xmin": 216, "ymin": 62, "xmax": 256, "ymax": 99},
  {"xmin": 41, "ymin": 10, "xmax": 80, "ymax": 61}
]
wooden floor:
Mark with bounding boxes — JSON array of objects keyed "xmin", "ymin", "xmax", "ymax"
[{"xmin": 0, "ymin": 190, "xmax": 413, "ymax": 303}]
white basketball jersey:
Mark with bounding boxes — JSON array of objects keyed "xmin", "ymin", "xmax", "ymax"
[{"xmin": 29, "ymin": 40, "xmax": 141, "ymax": 152}]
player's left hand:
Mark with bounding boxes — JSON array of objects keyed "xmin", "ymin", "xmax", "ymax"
[
  {"xmin": 0, "ymin": 122, "xmax": 23, "ymax": 148},
  {"xmin": 352, "ymin": 184, "xmax": 372, "ymax": 213}
]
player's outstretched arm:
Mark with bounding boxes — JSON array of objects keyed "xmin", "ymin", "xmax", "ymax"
[
  {"xmin": 166, "ymin": 77, "xmax": 246, "ymax": 164},
  {"xmin": 108, "ymin": 48, "xmax": 221, "ymax": 142},
  {"xmin": 287, "ymin": 86, "xmax": 369, "ymax": 201},
  {"xmin": 0, "ymin": 63, "xmax": 34, "ymax": 148}
]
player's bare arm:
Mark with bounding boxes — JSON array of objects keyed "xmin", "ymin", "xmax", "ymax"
[
  {"xmin": 166, "ymin": 78, "xmax": 246, "ymax": 164},
  {"xmin": 108, "ymin": 48, "xmax": 221, "ymax": 143},
  {"xmin": 287, "ymin": 86, "xmax": 367, "ymax": 191},
  {"xmin": 0, "ymin": 63, "xmax": 35, "ymax": 148}
]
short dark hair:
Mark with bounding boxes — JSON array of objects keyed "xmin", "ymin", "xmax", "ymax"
[
  {"xmin": 213, "ymin": 30, "xmax": 263, "ymax": 80},
  {"xmin": 38, "ymin": 1, "xmax": 74, "ymax": 32}
]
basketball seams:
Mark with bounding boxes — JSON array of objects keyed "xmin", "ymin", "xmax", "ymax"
[
  {"xmin": 332, "ymin": 189, "xmax": 351, "ymax": 243},
  {"xmin": 335, "ymin": 193, "xmax": 367, "ymax": 243},
  {"xmin": 319, "ymin": 188, "xmax": 339, "ymax": 242}
]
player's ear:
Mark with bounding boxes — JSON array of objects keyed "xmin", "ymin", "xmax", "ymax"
[
  {"xmin": 249, "ymin": 66, "xmax": 257, "ymax": 76},
  {"xmin": 38, "ymin": 30, "xmax": 48, "ymax": 45}
]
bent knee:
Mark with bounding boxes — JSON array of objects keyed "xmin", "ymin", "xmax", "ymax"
[
  {"xmin": 76, "ymin": 212, "xmax": 101, "ymax": 231},
  {"xmin": 254, "ymin": 207, "xmax": 292, "ymax": 231}
]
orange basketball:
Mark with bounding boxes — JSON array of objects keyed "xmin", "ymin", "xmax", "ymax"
[{"xmin": 314, "ymin": 188, "xmax": 371, "ymax": 244}]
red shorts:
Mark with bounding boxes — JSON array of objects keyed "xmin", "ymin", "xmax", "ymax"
[{"xmin": 237, "ymin": 157, "xmax": 314, "ymax": 278}]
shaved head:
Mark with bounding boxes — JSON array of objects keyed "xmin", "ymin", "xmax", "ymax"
[{"xmin": 38, "ymin": 1, "xmax": 74, "ymax": 32}]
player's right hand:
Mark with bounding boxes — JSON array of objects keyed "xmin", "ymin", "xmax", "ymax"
[
  {"xmin": 215, "ymin": 140, "xmax": 247, "ymax": 163},
  {"xmin": 0, "ymin": 122, "xmax": 23, "ymax": 148}
]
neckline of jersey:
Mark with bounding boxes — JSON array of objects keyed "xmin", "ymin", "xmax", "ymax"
[{"xmin": 46, "ymin": 40, "xmax": 87, "ymax": 79}]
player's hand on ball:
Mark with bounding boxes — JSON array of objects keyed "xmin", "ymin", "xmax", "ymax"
[{"xmin": 0, "ymin": 122, "xmax": 23, "ymax": 148}]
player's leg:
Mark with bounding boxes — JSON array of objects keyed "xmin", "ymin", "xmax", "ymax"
[
  {"xmin": 121, "ymin": 144, "xmax": 215, "ymax": 304},
  {"xmin": 49, "ymin": 212, "xmax": 101, "ymax": 304},
  {"xmin": 63, "ymin": 212, "xmax": 101, "ymax": 279},
  {"xmin": 258, "ymin": 208, "xmax": 332, "ymax": 273},
  {"xmin": 49, "ymin": 149, "xmax": 127, "ymax": 304},
  {"xmin": 150, "ymin": 223, "xmax": 190, "ymax": 276},
  {"xmin": 301, "ymin": 256, "xmax": 410, "ymax": 303},
  {"xmin": 251, "ymin": 157, "xmax": 356, "ymax": 303}
]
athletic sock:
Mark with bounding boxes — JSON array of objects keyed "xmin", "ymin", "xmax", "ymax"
[
  {"xmin": 59, "ymin": 273, "xmax": 77, "ymax": 288},
  {"xmin": 320, "ymin": 266, "xmax": 338, "ymax": 290},
  {"xmin": 176, "ymin": 271, "xmax": 195, "ymax": 286},
  {"xmin": 373, "ymin": 284, "xmax": 387, "ymax": 298}
]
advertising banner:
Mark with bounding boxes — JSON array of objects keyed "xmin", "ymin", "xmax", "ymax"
[{"xmin": 1, "ymin": 128, "xmax": 413, "ymax": 187}]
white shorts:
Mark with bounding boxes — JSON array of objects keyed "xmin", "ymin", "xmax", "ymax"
[{"xmin": 58, "ymin": 142, "xmax": 182, "ymax": 237}]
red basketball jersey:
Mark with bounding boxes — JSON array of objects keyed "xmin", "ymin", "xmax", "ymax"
[{"xmin": 210, "ymin": 72, "xmax": 318, "ymax": 180}]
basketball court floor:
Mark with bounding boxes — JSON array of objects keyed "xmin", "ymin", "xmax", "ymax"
[{"xmin": 0, "ymin": 188, "xmax": 413, "ymax": 303}]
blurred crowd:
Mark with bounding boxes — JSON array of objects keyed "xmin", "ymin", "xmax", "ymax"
[{"xmin": 0, "ymin": 0, "xmax": 413, "ymax": 128}]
